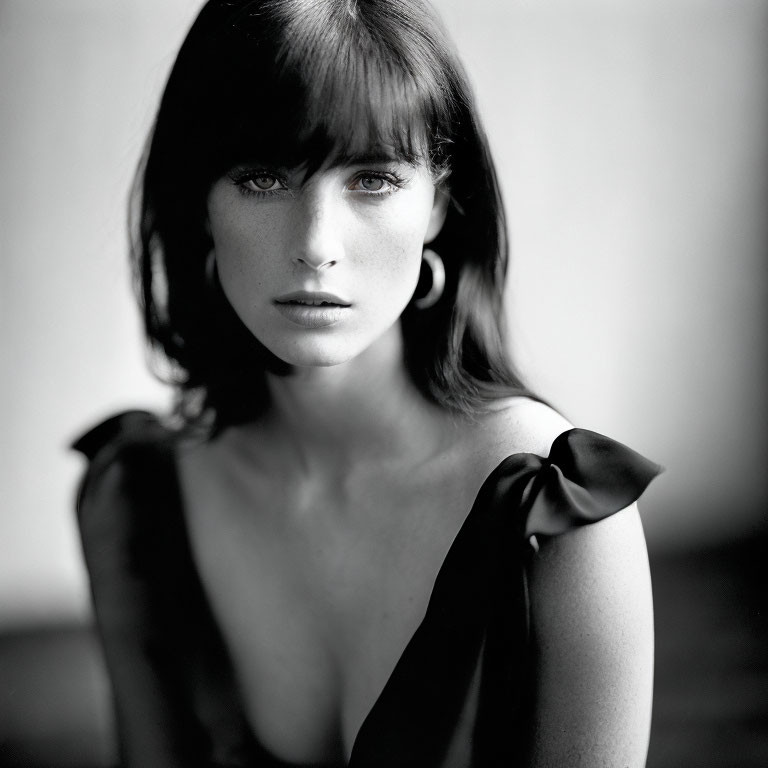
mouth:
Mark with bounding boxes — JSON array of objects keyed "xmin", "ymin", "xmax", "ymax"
[
  {"xmin": 273, "ymin": 291, "xmax": 351, "ymax": 329},
  {"xmin": 274, "ymin": 291, "xmax": 351, "ymax": 308}
]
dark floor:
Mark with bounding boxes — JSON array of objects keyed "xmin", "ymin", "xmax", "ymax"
[{"xmin": 1, "ymin": 534, "xmax": 767, "ymax": 767}]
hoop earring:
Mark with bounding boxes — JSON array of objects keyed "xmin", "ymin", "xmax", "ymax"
[
  {"xmin": 205, "ymin": 250, "xmax": 217, "ymax": 289},
  {"xmin": 414, "ymin": 248, "xmax": 445, "ymax": 310}
]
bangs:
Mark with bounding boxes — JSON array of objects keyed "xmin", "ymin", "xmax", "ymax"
[{"xmin": 192, "ymin": 0, "xmax": 457, "ymax": 179}]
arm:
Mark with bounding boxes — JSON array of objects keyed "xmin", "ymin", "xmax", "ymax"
[{"xmin": 524, "ymin": 504, "xmax": 654, "ymax": 767}]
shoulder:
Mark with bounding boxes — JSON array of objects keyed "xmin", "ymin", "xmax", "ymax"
[
  {"xmin": 468, "ymin": 397, "xmax": 661, "ymax": 538},
  {"xmin": 471, "ymin": 396, "xmax": 574, "ymax": 458},
  {"xmin": 478, "ymin": 397, "xmax": 656, "ymax": 637},
  {"xmin": 71, "ymin": 409, "xmax": 178, "ymax": 475},
  {"xmin": 71, "ymin": 410, "xmax": 181, "ymax": 554},
  {"xmin": 72, "ymin": 409, "xmax": 175, "ymax": 488}
]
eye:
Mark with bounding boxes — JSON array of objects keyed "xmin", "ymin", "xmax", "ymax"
[
  {"xmin": 241, "ymin": 173, "xmax": 284, "ymax": 193},
  {"xmin": 357, "ymin": 176, "xmax": 386, "ymax": 192},
  {"xmin": 227, "ymin": 167, "xmax": 290, "ymax": 197},
  {"xmin": 348, "ymin": 172, "xmax": 404, "ymax": 196}
]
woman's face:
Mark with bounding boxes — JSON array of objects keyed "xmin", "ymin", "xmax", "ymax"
[{"xmin": 207, "ymin": 153, "xmax": 447, "ymax": 368}]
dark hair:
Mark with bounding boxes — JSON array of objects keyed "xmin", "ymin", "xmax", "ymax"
[{"xmin": 131, "ymin": 0, "xmax": 538, "ymax": 428}]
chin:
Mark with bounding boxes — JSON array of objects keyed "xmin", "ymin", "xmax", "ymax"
[
  {"xmin": 252, "ymin": 315, "xmax": 405, "ymax": 372},
  {"xmin": 261, "ymin": 338, "xmax": 362, "ymax": 370}
]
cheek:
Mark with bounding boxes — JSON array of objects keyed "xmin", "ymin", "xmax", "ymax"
[
  {"xmin": 207, "ymin": 240, "xmax": 271, "ymax": 344},
  {"xmin": 357, "ymin": 201, "xmax": 432, "ymax": 288},
  {"xmin": 209, "ymin": 214, "xmax": 283, "ymax": 309},
  {"xmin": 353, "ymin": 237, "xmax": 419, "ymax": 320}
]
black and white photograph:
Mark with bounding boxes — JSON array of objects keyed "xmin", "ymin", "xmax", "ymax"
[{"xmin": 1, "ymin": 1, "xmax": 766, "ymax": 766}]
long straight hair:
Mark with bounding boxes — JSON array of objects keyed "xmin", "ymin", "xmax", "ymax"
[{"xmin": 131, "ymin": 0, "xmax": 539, "ymax": 428}]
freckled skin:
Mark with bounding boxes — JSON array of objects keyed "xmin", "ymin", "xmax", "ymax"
[{"xmin": 207, "ymin": 160, "xmax": 446, "ymax": 368}]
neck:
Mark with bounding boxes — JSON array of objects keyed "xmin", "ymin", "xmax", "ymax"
[{"xmin": 260, "ymin": 326, "xmax": 452, "ymax": 473}]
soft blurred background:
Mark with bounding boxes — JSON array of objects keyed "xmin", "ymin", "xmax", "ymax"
[{"xmin": 1, "ymin": 0, "xmax": 766, "ymax": 765}]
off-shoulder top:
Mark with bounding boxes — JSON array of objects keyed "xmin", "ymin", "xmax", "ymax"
[{"xmin": 73, "ymin": 410, "xmax": 661, "ymax": 768}]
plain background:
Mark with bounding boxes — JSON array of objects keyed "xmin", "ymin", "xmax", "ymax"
[{"xmin": 1, "ymin": 0, "xmax": 766, "ymax": 627}]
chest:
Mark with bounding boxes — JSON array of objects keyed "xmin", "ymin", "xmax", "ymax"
[{"xmin": 179, "ymin": 456, "xmax": 492, "ymax": 765}]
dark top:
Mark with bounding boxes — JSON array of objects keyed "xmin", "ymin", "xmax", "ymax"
[{"xmin": 73, "ymin": 410, "xmax": 661, "ymax": 768}]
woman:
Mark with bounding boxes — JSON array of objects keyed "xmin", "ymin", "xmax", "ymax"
[{"xmin": 74, "ymin": 1, "xmax": 660, "ymax": 766}]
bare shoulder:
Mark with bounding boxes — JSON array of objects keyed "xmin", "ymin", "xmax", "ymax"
[
  {"xmin": 525, "ymin": 505, "xmax": 654, "ymax": 766},
  {"xmin": 472, "ymin": 396, "xmax": 574, "ymax": 458}
]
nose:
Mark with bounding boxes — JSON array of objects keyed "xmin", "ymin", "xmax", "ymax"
[{"xmin": 292, "ymin": 182, "xmax": 343, "ymax": 271}]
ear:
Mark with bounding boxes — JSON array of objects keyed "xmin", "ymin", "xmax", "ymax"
[{"xmin": 424, "ymin": 185, "xmax": 450, "ymax": 244}]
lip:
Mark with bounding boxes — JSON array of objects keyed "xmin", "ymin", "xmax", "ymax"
[
  {"xmin": 273, "ymin": 290, "xmax": 351, "ymax": 329},
  {"xmin": 274, "ymin": 290, "xmax": 351, "ymax": 307}
]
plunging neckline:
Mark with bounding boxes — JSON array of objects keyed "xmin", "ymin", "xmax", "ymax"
[{"xmin": 172, "ymin": 435, "xmax": 548, "ymax": 767}]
